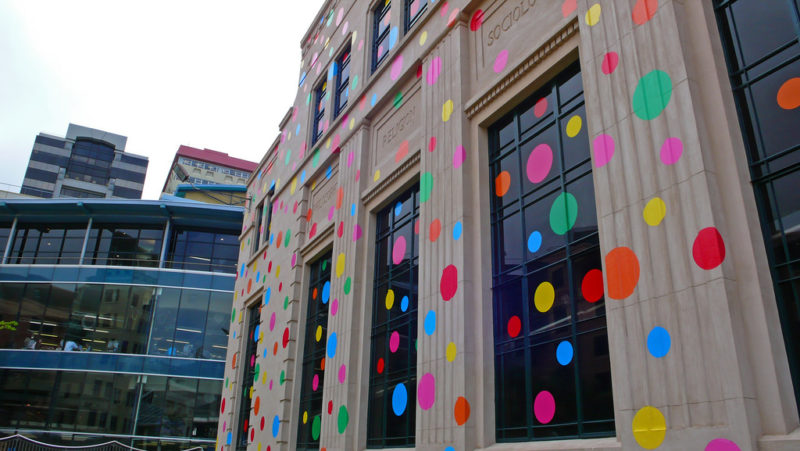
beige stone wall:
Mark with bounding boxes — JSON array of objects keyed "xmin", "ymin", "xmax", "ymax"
[{"xmin": 217, "ymin": 1, "xmax": 799, "ymax": 450}]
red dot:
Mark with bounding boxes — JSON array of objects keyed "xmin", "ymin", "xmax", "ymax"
[
  {"xmin": 692, "ymin": 227, "xmax": 726, "ymax": 270},
  {"xmin": 327, "ymin": 400, "xmax": 333, "ymax": 414},
  {"xmin": 581, "ymin": 269, "xmax": 604, "ymax": 303},
  {"xmin": 220, "ymin": 397, "xmax": 225, "ymax": 414},
  {"xmin": 440, "ymin": 265, "xmax": 458, "ymax": 301},
  {"xmin": 416, "ymin": 64, "xmax": 423, "ymax": 78},
  {"xmin": 470, "ymin": 9, "xmax": 484, "ymax": 31},
  {"xmin": 534, "ymin": 97, "xmax": 548, "ymax": 117},
  {"xmin": 260, "ymin": 416, "xmax": 265, "ymax": 430},
  {"xmin": 282, "ymin": 327, "xmax": 290, "ymax": 348},
  {"xmin": 601, "ymin": 52, "xmax": 619, "ymax": 75},
  {"xmin": 377, "ymin": 357, "xmax": 385, "ymax": 374},
  {"xmin": 337, "ymin": 221, "xmax": 344, "ymax": 238},
  {"xmin": 507, "ymin": 316, "xmax": 521, "ymax": 338}
]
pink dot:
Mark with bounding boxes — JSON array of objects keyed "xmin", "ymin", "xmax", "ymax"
[
  {"xmin": 269, "ymin": 380, "xmax": 273, "ymax": 390},
  {"xmin": 291, "ymin": 253, "xmax": 297, "ymax": 267},
  {"xmin": 331, "ymin": 299, "xmax": 339, "ymax": 316},
  {"xmin": 391, "ymin": 55, "xmax": 403, "ymax": 81},
  {"xmin": 347, "ymin": 151, "xmax": 354, "ymax": 167},
  {"xmin": 440, "ymin": 264, "xmax": 458, "ymax": 301},
  {"xmin": 533, "ymin": 390, "xmax": 555, "ymax": 424},
  {"xmin": 328, "ymin": 206, "xmax": 335, "ymax": 221},
  {"xmin": 312, "ymin": 374, "xmax": 319, "ymax": 391},
  {"xmin": 661, "ymin": 137, "xmax": 683, "ymax": 165},
  {"xmin": 534, "ymin": 97, "xmax": 548, "ymax": 117},
  {"xmin": 352, "ymin": 224, "xmax": 362, "ymax": 241},
  {"xmin": 427, "ymin": 57, "xmax": 442, "ymax": 85},
  {"xmin": 269, "ymin": 312, "xmax": 276, "ymax": 331},
  {"xmin": 526, "ymin": 143, "xmax": 553, "ymax": 183},
  {"xmin": 392, "ymin": 236, "xmax": 407, "ymax": 264},
  {"xmin": 705, "ymin": 438, "xmax": 741, "ymax": 451},
  {"xmin": 601, "ymin": 52, "xmax": 619, "ymax": 75},
  {"xmin": 429, "ymin": 137, "xmax": 437, "ymax": 152},
  {"xmin": 494, "ymin": 50, "xmax": 509, "ymax": 73},
  {"xmin": 417, "ymin": 372, "xmax": 436, "ymax": 410},
  {"xmin": 453, "ymin": 145, "xmax": 466, "ymax": 169},
  {"xmin": 593, "ymin": 134, "xmax": 615, "ymax": 167},
  {"xmin": 338, "ymin": 364, "xmax": 347, "ymax": 384},
  {"xmin": 389, "ymin": 331, "xmax": 400, "ymax": 352}
]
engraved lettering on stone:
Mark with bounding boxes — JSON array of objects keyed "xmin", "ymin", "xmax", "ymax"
[{"xmin": 487, "ymin": 0, "xmax": 536, "ymax": 47}]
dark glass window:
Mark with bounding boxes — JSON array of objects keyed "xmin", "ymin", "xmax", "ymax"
[
  {"xmin": 313, "ymin": 81, "xmax": 327, "ymax": 145},
  {"xmin": 237, "ymin": 302, "xmax": 261, "ymax": 451},
  {"xmin": 714, "ymin": 0, "xmax": 800, "ymax": 410},
  {"xmin": 30, "ymin": 149, "xmax": 70, "ymax": 167},
  {"xmin": 367, "ymin": 184, "xmax": 419, "ymax": 448},
  {"xmin": 8, "ymin": 223, "xmax": 88, "ymax": 265},
  {"xmin": 0, "ymin": 224, "xmax": 11, "ymax": 258},
  {"xmin": 120, "ymin": 154, "xmax": 149, "ymax": 167},
  {"xmin": 23, "ymin": 167, "xmax": 58, "ymax": 184},
  {"xmin": 66, "ymin": 139, "xmax": 115, "ymax": 185},
  {"xmin": 88, "ymin": 224, "xmax": 164, "ymax": 268},
  {"xmin": 372, "ymin": 1, "xmax": 392, "ymax": 71},
  {"xmin": 112, "ymin": 186, "xmax": 143, "ymax": 199},
  {"xmin": 404, "ymin": 0, "xmax": 426, "ymax": 32},
  {"xmin": 167, "ymin": 227, "xmax": 239, "ymax": 273},
  {"xmin": 488, "ymin": 62, "xmax": 614, "ymax": 441},
  {"xmin": 34, "ymin": 135, "xmax": 66, "ymax": 148},
  {"xmin": 296, "ymin": 252, "xmax": 332, "ymax": 450},
  {"xmin": 20, "ymin": 186, "xmax": 53, "ymax": 198},
  {"xmin": 60, "ymin": 186, "xmax": 105, "ymax": 198},
  {"xmin": 335, "ymin": 46, "xmax": 351, "ymax": 118}
]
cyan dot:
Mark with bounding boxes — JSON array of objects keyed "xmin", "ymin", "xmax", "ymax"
[
  {"xmin": 556, "ymin": 341, "xmax": 573, "ymax": 365},
  {"xmin": 392, "ymin": 383, "xmax": 408, "ymax": 416},
  {"xmin": 264, "ymin": 287, "xmax": 271, "ymax": 305},
  {"xmin": 424, "ymin": 310, "xmax": 436, "ymax": 336},
  {"xmin": 322, "ymin": 281, "xmax": 331, "ymax": 304},
  {"xmin": 326, "ymin": 166, "xmax": 333, "ymax": 179},
  {"xmin": 400, "ymin": 296, "xmax": 409, "ymax": 312},
  {"xmin": 371, "ymin": 93, "xmax": 378, "ymax": 107},
  {"xmin": 327, "ymin": 332, "xmax": 338, "ymax": 358},
  {"xmin": 528, "ymin": 231, "xmax": 542, "ymax": 253},
  {"xmin": 272, "ymin": 415, "xmax": 280, "ymax": 438},
  {"xmin": 453, "ymin": 222, "xmax": 463, "ymax": 240},
  {"xmin": 351, "ymin": 203, "xmax": 357, "ymax": 216},
  {"xmin": 394, "ymin": 201, "xmax": 403, "ymax": 217},
  {"xmin": 647, "ymin": 326, "xmax": 671, "ymax": 358}
]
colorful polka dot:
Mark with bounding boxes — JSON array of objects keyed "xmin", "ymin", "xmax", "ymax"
[
  {"xmin": 440, "ymin": 264, "xmax": 458, "ymax": 301},
  {"xmin": 420, "ymin": 172, "xmax": 434, "ymax": 203},
  {"xmin": 692, "ymin": 227, "xmax": 726, "ymax": 270},
  {"xmin": 418, "ymin": 372, "xmax": 436, "ymax": 410},
  {"xmin": 392, "ymin": 236, "xmax": 407, "ymax": 264},
  {"xmin": 327, "ymin": 332, "xmax": 338, "ymax": 358},
  {"xmin": 643, "ymin": 197, "xmax": 666, "ymax": 226},
  {"xmin": 470, "ymin": 9, "xmax": 484, "ymax": 31},
  {"xmin": 556, "ymin": 341, "xmax": 574, "ymax": 365},
  {"xmin": 430, "ymin": 219, "xmax": 442, "ymax": 242},
  {"xmin": 446, "ymin": 342, "xmax": 457, "ymax": 361},
  {"xmin": 777, "ymin": 77, "xmax": 800, "ymax": 109},
  {"xmin": 442, "ymin": 100, "xmax": 454, "ymax": 122},
  {"xmin": 338, "ymin": 364, "xmax": 346, "ymax": 383},
  {"xmin": 565, "ymin": 115, "xmax": 582, "ymax": 137},
  {"xmin": 581, "ymin": 269, "xmax": 604, "ymax": 302},
  {"xmin": 337, "ymin": 405, "xmax": 349, "ymax": 433},
  {"xmin": 534, "ymin": 97, "xmax": 548, "ymax": 117},
  {"xmin": 427, "ymin": 56, "xmax": 442, "ymax": 85},
  {"xmin": 632, "ymin": 406, "xmax": 666, "ymax": 449},
  {"xmin": 647, "ymin": 326, "xmax": 671, "ymax": 358},
  {"xmin": 495, "ymin": 171, "xmax": 511, "ymax": 196},
  {"xmin": 386, "ymin": 289, "xmax": 395, "ymax": 310},
  {"xmin": 453, "ymin": 222, "xmax": 463, "ymax": 240},
  {"xmin": 705, "ymin": 438, "xmax": 742, "ymax": 451},
  {"xmin": 660, "ymin": 137, "xmax": 683, "ymax": 165},
  {"xmin": 585, "ymin": 4, "xmax": 601, "ymax": 26},
  {"xmin": 454, "ymin": 397, "xmax": 471, "ymax": 426},
  {"xmin": 336, "ymin": 253, "xmax": 345, "ymax": 277},
  {"xmin": 562, "ymin": 0, "xmax": 576, "ymax": 17},
  {"xmin": 424, "ymin": 310, "xmax": 437, "ymax": 335},
  {"xmin": 632, "ymin": 0, "xmax": 658, "ymax": 25},
  {"xmin": 508, "ymin": 316, "xmax": 521, "ymax": 338},
  {"xmin": 533, "ymin": 390, "xmax": 556, "ymax": 424},
  {"xmin": 593, "ymin": 134, "xmax": 615, "ymax": 167},
  {"xmin": 392, "ymin": 383, "xmax": 408, "ymax": 415},
  {"xmin": 390, "ymin": 55, "xmax": 403, "ymax": 81},
  {"xmin": 549, "ymin": 192, "xmax": 578, "ymax": 235},
  {"xmin": 605, "ymin": 247, "xmax": 640, "ymax": 299},
  {"xmin": 527, "ymin": 231, "xmax": 542, "ymax": 253},
  {"xmin": 534, "ymin": 281, "xmax": 555, "ymax": 313},
  {"xmin": 526, "ymin": 143, "xmax": 553, "ymax": 183},
  {"xmin": 494, "ymin": 50, "xmax": 509, "ymax": 73},
  {"xmin": 601, "ymin": 51, "xmax": 619, "ymax": 74},
  {"xmin": 453, "ymin": 145, "xmax": 466, "ymax": 169},
  {"xmin": 632, "ymin": 70, "xmax": 672, "ymax": 120},
  {"xmin": 389, "ymin": 331, "xmax": 400, "ymax": 352}
]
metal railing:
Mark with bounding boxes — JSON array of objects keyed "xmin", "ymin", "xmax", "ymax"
[{"xmin": 0, "ymin": 434, "xmax": 204, "ymax": 451}]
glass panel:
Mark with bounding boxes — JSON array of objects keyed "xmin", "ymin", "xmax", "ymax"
[
  {"xmin": 175, "ymin": 290, "xmax": 210, "ymax": 357},
  {"xmin": 150, "ymin": 288, "xmax": 180, "ymax": 356},
  {"xmin": 204, "ymin": 291, "xmax": 232, "ymax": 360},
  {"xmin": 137, "ymin": 375, "xmax": 167, "ymax": 437}
]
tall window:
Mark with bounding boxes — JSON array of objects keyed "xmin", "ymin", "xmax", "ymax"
[
  {"xmin": 372, "ymin": 1, "xmax": 392, "ymax": 71},
  {"xmin": 367, "ymin": 185, "xmax": 419, "ymax": 448},
  {"xmin": 714, "ymin": 0, "xmax": 800, "ymax": 409},
  {"xmin": 404, "ymin": 0, "xmax": 426, "ymax": 32},
  {"xmin": 237, "ymin": 302, "xmax": 261, "ymax": 451},
  {"xmin": 66, "ymin": 139, "xmax": 115, "ymax": 185},
  {"xmin": 166, "ymin": 227, "xmax": 239, "ymax": 273},
  {"xmin": 488, "ymin": 62, "xmax": 614, "ymax": 441},
  {"xmin": 313, "ymin": 81, "xmax": 327, "ymax": 145},
  {"xmin": 253, "ymin": 200, "xmax": 264, "ymax": 254},
  {"xmin": 8, "ymin": 224, "xmax": 87, "ymax": 265},
  {"xmin": 296, "ymin": 252, "xmax": 332, "ymax": 450},
  {"xmin": 335, "ymin": 46, "xmax": 351, "ymax": 118}
]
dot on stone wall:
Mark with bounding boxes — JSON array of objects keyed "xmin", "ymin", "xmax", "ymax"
[
  {"xmin": 429, "ymin": 136, "xmax": 437, "ymax": 151},
  {"xmin": 527, "ymin": 143, "xmax": 553, "ymax": 183},
  {"xmin": 419, "ymin": 30, "xmax": 428, "ymax": 46},
  {"xmin": 508, "ymin": 315, "xmax": 521, "ymax": 338},
  {"xmin": 647, "ymin": 326, "xmax": 671, "ymax": 358},
  {"xmin": 494, "ymin": 50, "xmax": 509, "ymax": 73},
  {"xmin": 392, "ymin": 383, "xmax": 408, "ymax": 415},
  {"xmin": 593, "ymin": 134, "xmax": 615, "ymax": 167},
  {"xmin": 331, "ymin": 298, "xmax": 339, "ymax": 316},
  {"xmin": 601, "ymin": 52, "xmax": 619, "ymax": 75},
  {"xmin": 562, "ymin": 0, "xmax": 576, "ymax": 17},
  {"xmin": 453, "ymin": 145, "xmax": 466, "ymax": 169},
  {"xmin": 495, "ymin": 171, "xmax": 511, "ymax": 196},
  {"xmin": 549, "ymin": 192, "xmax": 578, "ymax": 235},
  {"xmin": 605, "ymin": 247, "xmax": 640, "ymax": 299},
  {"xmin": 470, "ymin": 9, "xmax": 484, "ymax": 31},
  {"xmin": 706, "ymin": 438, "xmax": 742, "ymax": 451},
  {"xmin": 534, "ymin": 281, "xmax": 555, "ymax": 313},
  {"xmin": 418, "ymin": 372, "xmax": 436, "ymax": 410},
  {"xmin": 454, "ymin": 397, "xmax": 471, "ymax": 426},
  {"xmin": 632, "ymin": 0, "xmax": 658, "ymax": 25},
  {"xmin": 660, "ymin": 137, "xmax": 683, "ymax": 165},
  {"xmin": 344, "ymin": 277, "xmax": 352, "ymax": 294},
  {"xmin": 581, "ymin": 269, "xmax": 604, "ymax": 302},
  {"xmin": 338, "ymin": 364, "xmax": 347, "ymax": 383},
  {"xmin": 693, "ymin": 227, "xmax": 726, "ymax": 270},
  {"xmin": 643, "ymin": 197, "xmax": 667, "ymax": 226},
  {"xmin": 337, "ymin": 405, "xmax": 349, "ymax": 433},
  {"xmin": 442, "ymin": 99, "xmax": 454, "ymax": 122},
  {"xmin": 420, "ymin": 172, "xmax": 434, "ymax": 203},
  {"xmin": 556, "ymin": 341, "xmax": 574, "ymax": 365},
  {"xmin": 633, "ymin": 70, "xmax": 673, "ymax": 120},
  {"xmin": 391, "ymin": 55, "xmax": 403, "ymax": 81},
  {"xmin": 632, "ymin": 406, "xmax": 667, "ymax": 449},
  {"xmin": 453, "ymin": 222, "xmax": 463, "ymax": 240},
  {"xmin": 336, "ymin": 253, "xmax": 346, "ymax": 277},
  {"xmin": 585, "ymin": 3, "xmax": 601, "ymax": 26},
  {"xmin": 534, "ymin": 390, "xmax": 556, "ymax": 424},
  {"xmin": 446, "ymin": 342, "xmax": 457, "ymax": 362},
  {"xmin": 566, "ymin": 115, "xmax": 582, "ymax": 137},
  {"xmin": 424, "ymin": 310, "xmax": 437, "ymax": 335},
  {"xmin": 777, "ymin": 77, "xmax": 800, "ymax": 109},
  {"xmin": 327, "ymin": 332, "xmax": 338, "ymax": 358},
  {"xmin": 395, "ymin": 140, "xmax": 410, "ymax": 162},
  {"xmin": 427, "ymin": 56, "xmax": 442, "ymax": 85},
  {"xmin": 440, "ymin": 265, "xmax": 458, "ymax": 301},
  {"xmin": 430, "ymin": 219, "xmax": 442, "ymax": 242},
  {"xmin": 272, "ymin": 415, "xmax": 280, "ymax": 438}
]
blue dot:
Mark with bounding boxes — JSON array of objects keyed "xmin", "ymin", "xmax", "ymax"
[
  {"xmin": 326, "ymin": 166, "xmax": 333, "ymax": 179},
  {"xmin": 269, "ymin": 180, "xmax": 276, "ymax": 191},
  {"xmin": 299, "ymin": 71, "xmax": 307, "ymax": 87},
  {"xmin": 528, "ymin": 231, "xmax": 542, "ymax": 253},
  {"xmin": 264, "ymin": 287, "xmax": 271, "ymax": 305},
  {"xmin": 269, "ymin": 233, "xmax": 274, "ymax": 245},
  {"xmin": 647, "ymin": 327, "xmax": 671, "ymax": 358},
  {"xmin": 226, "ymin": 431, "xmax": 232, "ymax": 445},
  {"xmin": 556, "ymin": 341, "xmax": 573, "ymax": 365},
  {"xmin": 424, "ymin": 310, "xmax": 436, "ymax": 336},
  {"xmin": 350, "ymin": 203, "xmax": 356, "ymax": 216},
  {"xmin": 322, "ymin": 281, "xmax": 331, "ymax": 304},
  {"xmin": 296, "ymin": 123, "xmax": 301, "ymax": 136},
  {"xmin": 400, "ymin": 296, "xmax": 409, "ymax": 312},
  {"xmin": 240, "ymin": 264, "xmax": 245, "ymax": 277},
  {"xmin": 233, "ymin": 331, "xmax": 236, "ymax": 339},
  {"xmin": 263, "ymin": 348, "xmax": 267, "ymax": 358},
  {"xmin": 272, "ymin": 415, "xmax": 280, "ymax": 438},
  {"xmin": 388, "ymin": 27, "xmax": 399, "ymax": 50},
  {"xmin": 254, "ymin": 325, "xmax": 260, "ymax": 341},
  {"xmin": 453, "ymin": 222, "xmax": 463, "ymax": 240},
  {"xmin": 256, "ymin": 271, "xmax": 260, "ymax": 282},
  {"xmin": 392, "ymin": 383, "xmax": 408, "ymax": 416},
  {"xmin": 371, "ymin": 93, "xmax": 377, "ymax": 107},
  {"xmin": 445, "ymin": 448, "xmax": 455, "ymax": 451},
  {"xmin": 394, "ymin": 201, "xmax": 403, "ymax": 216},
  {"xmin": 300, "ymin": 170, "xmax": 306, "ymax": 183},
  {"xmin": 327, "ymin": 332, "xmax": 338, "ymax": 358}
]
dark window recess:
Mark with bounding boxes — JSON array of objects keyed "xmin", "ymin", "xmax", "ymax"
[
  {"xmin": 488, "ymin": 62, "xmax": 615, "ymax": 441},
  {"xmin": 372, "ymin": 1, "xmax": 392, "ymax": 71},
  {"xmin": 34, "ymin": 135, "xmax": 66, "ymax": 149},
  {"xmin": 367, "ymin": 184, "xmax": 419, "ymax": 448},
  {"xmin": 237, "ymin": 303, "xmax": 261, "ymax": 451},
  {"xmin": 296, "ymin": 252, "xmax": 332, "ymax": 450},
  {"xmin": 714, "ymin": 0, "xmax": 800, "ymax": 413},
  {"xmin": 29, "ymin": 149, "xmax": 70, "ymax": 167},
  {"xmin": 20, "ymin": 186, "xmax": 53, "ymax": 198},
  {"xmin": 112, "ymin": 186, "xmax": 143, "ymax": 199},
  {"xmin": 60, "ymin": 186, "xmax": 105, "ymax": 198},
  {"xmin": 120, "ymin": 154, "xmax": 149, "ymax": 167},
  {"xmin": 0, "ymin": 224, "xmax": 11, "ymax": 256},
  {"xmin": 404, "ymin": 0, "xmax": 426, "ymax": 32},
  {"xmin": 167, "ymin": 227, "xmax": 239, "ymax": 273},
  {"xmin": 65, "ymin": 139, "xmax": 115, "ymax": 185},
  {"xmin": 313, "ymin": 81, "xmax": 327, "ymax": 145},
  {"xmin": 110, "ymin": 167, "xmax": 146, "ymax": 184},
  {"xmin": 8, "ymin": 223, "xmax": 88, "ymax": 265},
  {"xmin": 88, "ymin": 224, "xmax": 164, "ymax": 268},
  {"xmin": 335, "ymin": 46, "xmax": 351, "ymax": 118},
  {"xmin": 253, "ymin": 200, "xmax": 264, "ymax": 254},
  {"xmin": 23, "ymin": 167, "xmax": 58, "ymax": 184}
]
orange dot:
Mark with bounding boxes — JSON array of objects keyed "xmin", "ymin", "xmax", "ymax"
[
  {"xmin": 254, "ymin": 396, "xmax": 261, "ymax": 415},
  {"xmin": 495, "ymin": 171, "xmax": 511, "ymax": 197},
  {"xmin": 232, "ymin": 352, "xmax": 237, "ymax": 368},
  {"xmin": 632, "ymin": 0, "xmax": 658, "ymax": 25},
  {"xmin": 429, "ymin": 219, "xmax": 442, "ymax": 242},
  {"xmin": 605, "ymin": 247, "xmax": 640, "ymax": 300},
  {"xmin": 320, "ymin": 357, "xmax": 325, "ymax": 370},
  {"xmin": 454, "ymin": 396, "xmax": 471, "ymax": 426},
  {"xmin": 336, "ymin": 187, "xmax": 344, "ymax": 209},
  {"xmin": 395, "ymin": 140, "xmax": 410, "ymax": 162},
  {"xmin": 273, "ymin": 342, "xmax": 279, "ymax": 355},
  {"xmin": 777, "ymin": 78, "xmax": 800, "ymax": 110},
  {"xmin": 312, "ymin": 287, "xmax": 318, "ymax": 300}
]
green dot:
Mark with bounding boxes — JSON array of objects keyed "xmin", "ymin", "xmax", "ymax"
[
  {"xmin": 280, "ymin": 370, "xmax": 285, "ymax": 385},
  {"xmin": 337, "ymin": 405, "xmax": 349, "ymax": 434},
  {"xmin": 322, "ymin": 260, "xmax": 327, "ymax": 271},
  {"xmin": 284, "ymin": 229, "xmax": 291, "ymax": 247},
  {"xmin": 313, "ymin": 149, "xmax": 320, "ymax": 167},
  {"xmin": 549, "ymin": 192, "xmax": 578, "ymax": 235},
  {"xmin": 306, "ymin": 93, "xmax": 311, "ymax": 105},
  {"xmin": 225, "ymin": 377, "xmax": 229, "ymax": 388},
  {"xmin": 632, "ymin": 70, "xmax": 672, "ymax": 120},
  {"xmin": 254, "ymin": 363, "xmax": 260, "ymax": 382},
  {"xmin": 393, "ymin": 91, "xmax": 403, "ymax": 108},
  {"xmin": 284, "ymin": 149, "xmax": 292, "ymax": 165},
  {"xmin": 351, "ymin": 75, "xmax": 358, "ymax": 90},
  {"xmin": 420, "ymin": 172, "xmax": 434, "ymax": 203},
  {"xmin": 231, "ymin": 309, "xmax": 236, "ymax": 323},
  {"xmin": 344, "ymin": 277, "xmax": 352, "ymax": 294},
  {"xmin": 311, "ymin": 415, "xmax": 321, "ymax": 440},
  {"xmin": 284, "ymin": 296, "xmax": 290, "ymax": 310}
]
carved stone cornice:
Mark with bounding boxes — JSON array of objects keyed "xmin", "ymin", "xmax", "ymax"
[{"xmin": 361, "ymin": 150, "xmax": 421, "ymax": 206}]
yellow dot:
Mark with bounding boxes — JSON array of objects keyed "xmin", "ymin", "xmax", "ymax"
[
  {"xmin": 290, "ymin": 177, "xmax": 297, "ymax": 195},
  {"xmin": 276, "ymin": 265, "xmax": 281, "ymax": 277},
  {"xmin": 258, "ymin": 443, "xmax": 261, "ymax": 451},
  {"xmin": 326, "ymin": 137, "xmax": 331, "ymax": 149},
  {"xmin": 276, "ymin": 179, "xmax": 281, "ymax": 189},
  {"xmin": 352, "ymin": 31, "xmax": 358, "ymax": 45},
  {"xmin": 373, "ymin": 170, "xmax": 381, "ymax": 182},
  {"xmin": 566, "ymin": 115, "xmax": 582, "ymax": 137},
  {"xmin": 442, "ymin": 99, "xmax": 454, "ymax": 122},
  {"xmin": 336, "ymin": 253, "xmax": 346, "ymax": 277},
  {"xmin": 312, "ymin": 181, "xmax": 317, "ymax": 190},
  {"xmin": 349, "ymin": 118, "xmax": 355, "ymax": 130},
  {"xmin": 303, "ymin": 411, "xmax": 308, "ymax": 424},
  {"xmin": 259, "ymin": 331, "xmax": 263, "ymax": 343},
  {"xmin": 262, "ymin": 371, "xmax": 268, "ymax": 384},
  {"xmin": 632, "ymin": 406, "xmax": 666, "ymax": 449},
  {"xmin": 585, "ymin": 3, "xmax": 601, "ymax": 26},
  {"xmin": 643, "ymin": 197, "xmax": 666, "ymax": 226},
  {"xmin": 385, "ymin": 289, "xmax": 395, "ymax": 310},
  {"xmin": 315, "ymin": 325, "xmax": 322, "ymax": 342},
  {"xmin": 446, "ymin": 342, "xmax": 457, "ymax": 362},
  {"xmin": 419, "ymin": 31, "xmax": 428, "ymax": 46},
  {"xmin": 534, "ymin": 282, "xmax": 555, "ymax": 312}
]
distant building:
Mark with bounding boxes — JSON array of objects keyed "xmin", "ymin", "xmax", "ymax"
[
  {"xmin": 21, "ymin": 124, "xmax": 149, "ymax": 199},
  {"xmin": 162, "ymin": 146, "xmax": 257, "ymax": 196},
  {"xmin": 162, "ymin": 184, "xmax": 248, "ymax": 207}
]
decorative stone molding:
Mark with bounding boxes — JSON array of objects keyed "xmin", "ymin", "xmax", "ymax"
[{"xmin": 361, "ymin": 149, "xmax": 421, "ymax": 206}]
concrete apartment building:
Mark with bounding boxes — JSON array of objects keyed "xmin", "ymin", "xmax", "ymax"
[
  {"xmin": 21, "ymin": 124, "xmax": 148, "ymax": 199},
  {"xmin": 219, "ymin": 1, "xmax": 800, "ymax": 450},
  {"xmin": 162, "ymin": 146, "xmax": 258, "ymax": 196}
]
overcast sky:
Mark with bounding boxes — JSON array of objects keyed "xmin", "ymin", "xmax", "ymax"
[{"xmin": 0, "ymin": 0, "xmax": 323, "ymax": 199}]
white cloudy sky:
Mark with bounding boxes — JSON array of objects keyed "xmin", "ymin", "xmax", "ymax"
[{"xmin": 0, "ymin": 0, "xmax": 323, "ymax": 199}]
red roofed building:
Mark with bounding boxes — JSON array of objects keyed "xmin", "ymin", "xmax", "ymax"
[{"xmin": 162, "ymin": 145, "xmax": 259, "ymax": 195}]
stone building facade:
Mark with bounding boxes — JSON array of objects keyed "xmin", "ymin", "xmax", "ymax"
[{"xmin": 218, "ymin": 0, "xmax": 800, "ymax": 450}]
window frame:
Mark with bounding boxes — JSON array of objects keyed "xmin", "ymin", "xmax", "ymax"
[
  {"xmin": 372, "ymin": 1, "xmax": 392, "ymax": 72},
  {"xmin": 236, "ymin": 301, "xmax": 261, "ymax": 451},
  {"xmin": 312, "ymin": 81, "xmax": 327, "ymax": 146},
  {"xmin": 403, "ymin": 0, "xmax": 426, "ymax": 33},
  {"xmin": 334, "ymin": 45, "xmax": 352, "ymax": 119}
]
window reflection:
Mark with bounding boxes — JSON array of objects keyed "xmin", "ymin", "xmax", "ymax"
[
  {"xmin": 88, "ymin": 224, "xmax": 164, "ymax": 268},
  {"xmin": 167, "ymin": 227, "xmax": 238, "ymax": 273},
  {"xmin": 8, "ymin": 223, "xmax": 87, "ymax": 265}
]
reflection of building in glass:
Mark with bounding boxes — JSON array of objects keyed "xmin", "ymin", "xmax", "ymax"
[{"xmin": 0, "ymin": 198, "xmax": 241, "ymax": 450}]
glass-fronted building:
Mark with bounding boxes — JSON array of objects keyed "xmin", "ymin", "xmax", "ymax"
[{"xmin": 0, "ymin": 199, "xmax": 241, "ymax": 450}]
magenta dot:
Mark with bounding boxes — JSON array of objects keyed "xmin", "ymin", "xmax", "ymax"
[
  {"xmin": 392, "ymin": 236, "xmax": 407, "ymax": 264},
  {"xmin": 269, "ymin": 312, "xmax": 276, "ymax": 331},
  {"xmin": 338, "ymin": 364, "xmax": 347, "ymax": 384},
  {"xmin": 417, "ymin": 372, "xmax": 436, "ymax": 410},
  {"xmin": 593, "ymin": 134, "xmax": 615, "ymax": 167},
  {"xmin": 331, "ymin": 299, "xmax": 339, "ymax": 316},
  {"xmin": 269, "ymin": 380, "xmax": 273, "ymax": 390},
  {"xmin": 533, "ymin": 390, "xmax": 555, "ymax": 424},
  {"xmin": 352, "ymin": 224, "xmax": 363, "ymax": 241},
  {"xmin": 389, "ymin": 331, "xmax": 400, "ymax": 352},
  {"xmin": 312, "ymin": 374, "xmax": 319, "ymax": 391},
  {"xmin": 601, "ymin": 51, "xmax": 619, "ymax": 74},
  {"xmin": 526, "ymin": 143, "xmax": 553, "ymax": 183},
  {"xmin": 661, "ymin": 137, "xmax": 683, "ymax": 165},
  {"xmin": 705, "ymin": 438, "xmax": 741, "ymax": 451},
  {"xmin": 427, "ymin": 56, "xmax": 442, "ymax": 85},
  {"xmin": 429, "ymin": 136, "xmax": 437, "ymax": 152},
  {"xmin": 493, "ymin": 49, "xmax": 509, "ymax": 73},
  {"xmin": 291, "ymin": 253, "xmax": 297, "ymax": 267},
  {"xmin": 391, "ymin": 55, "xmax": 403, "ymax": 81},
  {"xmin": 347, "ymin": 151, "xmax": 354, "ymax": 167},
  {"xmin": 453, "ymin": 145, "xmax": 466, "ymax": 169},
  {"xmin": 328, "ymin": 206, "xmax": 335, "ymax": 221}
]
